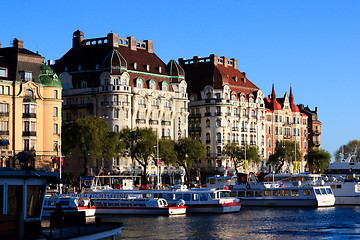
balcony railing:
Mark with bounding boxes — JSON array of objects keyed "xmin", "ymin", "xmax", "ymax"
[
  {"xmin": 161, "ymin": 120, "xmax": 171, "ymax": 126},
  {"xmin": 22, "ymin": 131, "xmax": 36, "ymax": 136},
  {"xmin": 215, "ymin": 112, "xmax": 222, "ymax": 116},
  {"xmin": 250, "ymin": 141, "xmax": 256, "ymax": 145},
  {"xmin": 205, "ymin": 112, "xmax": 212, "ymax": 117},
  {"xmin": 0, "ymin": 131, "xmax": 9, "ymax": 135},
  {"xmin": 206, "ymin": 140, "xmax": 211, "ymax": 144},
  {"xmin": 284, "ymin": 135, "xmax": 291, "ymax": 139},
  {"xmin": 241, "ymin": 128, "xmax": 247, "ymax": 132},
  {"xmin": 314, "ymin": 130, "xmax": 321, "ymax": 135},
  {"xmin": 250, "ymin": 128, "xmax": 256, "ymax": 133},
  {"xmin": 149, "ymin": 120, "xmax": 158, "ymax": 125},
  {"xmin": 189, "ymin": 127, "xmax": 201, "ymax": 132},
  {"xmin": 225, "ymin": 112, "xmax": 231, "ymax": 116},
  {"xmin": 22, "ymin": 113, "xmax": 36, "ymax": 118},
  {"xmin": 232, "ymin": 127, "xmax": 239, "ymax": 131},
  {"xmin": 136, "ymin": 119, "xmax": 146, "ymax": 124},
  {"xmin": 189, "ymin": 114, "xmax": 202, "ymax": 118},
  {"xmin": 0, "ymin": 112, "xmax": 9, "ymax": 117}
]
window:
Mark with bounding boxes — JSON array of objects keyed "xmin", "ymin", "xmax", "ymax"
[
  {"xmin": 5, "ymin": 86, "xmax": 9, "ymax": 95},
  {"xmin": 149, "ymin": 80, "xmax": 156, "ymax": 90},
  {"xmin": 293, "ymin": 117, "xmax": 296, "ymax": 124},
  {"xmin": 267, "ymin": 115, "xmax": 271, "ymax": 121},
  {"xmin": 293, "ymin": 128, "xmax": 296, "ymax": 136},
  {"xmin": 268, "ymin": 139, "xmax": 271, "ymax": 148},
  {"xmin": 21, "ymin": 72, "xmax": 32, "ymax": 81},
  {"xmin": 162, "ymin": 82, "xmax": 168, "ymax": 91},
  {"xmin": 138, "ymin": 97, "xmax": 144, "ymax": 105},
  {"xmin": 125, "ymin": 110, "xmax": 129, "ymax": 119},
  {"xmin": 81, "ymin": 81, "xmax": 87, "ymax": 88},
  {"xmin": 216, "ymin": 120, "xmax": 221, "ymax": 127},
  {"xmin": 114, "ymin": 109, "xmax": 119, "ymax": 118},
  {"xmin": 95, "ymin": 64, "xmax": 99, "ymax": 70},
  {"xmin": 137, "ymin": 78, "xmax": 144, "ymax": 88},
  {"xmin": 267, "ymin": 126, "xmax": 271, "ymax": 134},
  {"xmin": 0, "ymin": 86, "xmax": 3, "ymax": 95},
  {"xmin": 0, "ymin": 121, "xmax": 8, "ymax": 131},
  {"xmin": 53, "ymin": 123, "xmax": 58, "ymax": 134},
  {"xmin": 54, "ymin": 90, "xmax": 58, "ymax": 99},
  {"xmin": 114, "ymin": 125, "xmax": 119, "ymax": 132},
  {"xmin": 78, "ymin": 65, "xmax": 81, "ymax": 71},
  {"xmin": 54, "ymin": 107, "xmax": 58, "ymax": 117},
  {"xmin": 275, "ymin": 115, "xmax": 278, "ymax": 122},
  {"xmin": 215, "ymin": 93, "xmax": 221, "ymax": 99},
  {"xmin": 0, "ymin": 69, "xmax": 6, "ymax": 77}
]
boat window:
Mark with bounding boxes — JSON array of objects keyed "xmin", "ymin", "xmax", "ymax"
[
  {"xmin": 326, "ymin": 188, "xmax": 332, "ymax": 195},
  {"xmin": 255, "ymin": 191, "xmax": 263, "ymax": 197},
  {"xmin": 336, "ymin": 185, "xmax": 342, "ymax": 189},
  {"xmin": 143, "ymin": 194, "xmax": 151, "ymax": 198},
  {"xmin": 200, "ymin": 193, "xmax": 208, "ymax": 201},
  {"xmin": 192, "ymin": 193, "xmax": 199, "ymax": 201},
  {"xmin": 238, "ymin": 191, "xmax": 245, "ymax": 197},
  {"xmin": 209, "ymin": 193, "xmax": 216, "ymax": 199},
  {"xmin": 281, "ymin": 190, "xmax": 290, "ymax": 196},
  {"xmin": 154, "ymin": 193, "xmax": 159, "ymax": 198},
  {"xmin": 273, "ymin": 190, "xmax": 280, "ymax": 196},
  {"xmin": 183, "ymin": 194, "xmax": 191, "ymax": 201},
  {"xmin": 27, "ymin": 185, "xmax": 45, "ymax": 219},
  {"xmin": 330, "ymin": 185, "xmax": 336, "ymax": 189},
  {"xmin": 210, "ymin": 179, "xmax": 216, "ymax": 184},
  {"xmin": 264, "ymin": 190, "xmax": 271, "ymax": 196},
  {"xmin": 303, "ymin": 189, "xmax": 312, "ymax": 196},
  {"xmin": 165, "ymin": 194, "xmax": 174, "ymax": 201},
  {"xmin": 219, "ymin": 191, "xmax": 230, "ymax": 198},
  {"xmin": 175, "ymin": 194, "xmax": 183, "ymax": 201},
  {"xmin": 7, "ymin": 185, "xmax": 23, "ymax": 216},
  {"xmin": 320, "ymin": 188, "xmax": 327, "ymax": 195},
  {"xmin": 230, "ymin": 191, "xmax": 237, "ymax": 197},
  {"xmin": 314, "ymin": 189, "xmax": 321, "ymax": 195},
  {"xmin": 291, "ymin": 190, "xmax": 299, "ymax": 196},
  {"xmin": 246, "ymin": 191, "xmax": 254, "ymax": 197}
]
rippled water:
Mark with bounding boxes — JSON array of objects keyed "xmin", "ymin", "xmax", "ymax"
[{"xmin": 97, "ymin": 206, "xmax": 360, "ymax": 239}]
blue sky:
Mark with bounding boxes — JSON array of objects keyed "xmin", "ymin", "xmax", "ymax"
[{"xmin": 1, "ymin": 1, "xmax": 359, "ymax": 159}]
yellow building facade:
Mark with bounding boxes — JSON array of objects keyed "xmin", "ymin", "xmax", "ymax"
[{"xmin": 0, "ymin": 39, "xmax": 62, "ymax": 170}]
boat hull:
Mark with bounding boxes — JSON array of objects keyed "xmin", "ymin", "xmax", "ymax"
[
  {"xmin": 95, "ymin": 206, "xmax": 186, "ymax": 215},
  {"xmin": 186, "ymin": 202, "xmax": 241, "ymax": 213},
  {"xmin": 42, "ymin": 206, "xmax": 96, "ymax": 217}
]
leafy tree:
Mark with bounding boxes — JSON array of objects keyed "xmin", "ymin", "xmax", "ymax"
[
  {"xmin": 119, "ymin": 128, "xmax": 157, "ymax": 184},
  {"xmin": 223, "ymin": 142, "xmax": 242, "ymax": 174},
  {"xmin": 267, "ymin": 140, "xmax": 301, "ymax": 173},
  {"xmin": 158, "ymin": 139, "xmax": 177, "ymax": 166},
  {"xmin": 307, "ymin": 148, "xmax": 331, "ymax": 173},
  {"xmin": 334, "ymin": 140, "xmax": 360, "ymax": 162},
  {"xmin": 174, "ymin": 138, "xmax": 206, "ymax": 186},
  {"xmin": 62, "ymin": 117, "xmax": 123, "ymax": 176},
  {"xmin": 240, "ymin": 145, "xmax": 262, "ymax": 165}
]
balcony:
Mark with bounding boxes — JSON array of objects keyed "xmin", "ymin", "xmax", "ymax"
[
  {"xmin": 250, "ymin": 141, "xmax": 256, "ymax": 145},
  {"xmin": 136, "ymin": 119, "xmax": 146, "ymax": 124},
  {"xmin": 314, "ymin": 141, "xmax": 320, "ymax": 147},
  {"xmin": 232, "ymin": 127, "xmax": 239, "ymax": 131},
  {"xmin": 284, "ymin": 135, "xmax": 291, "ymax": 139},
  {"xmin": 23, "ymin": 97, "xmax": 36, "ymax": 103},
  {"xmin": 0, "ymin": 112, "xmax": 9, "ymax": 117},
  {"xmin": 250, "ymin": 128, "xmax": 256, "ymax": 133},
  {"xmin": 122, "ymin": 101, "xmax": 130, "ymax": 106},
  {"xmin": 189, "ymin": 127, "xmax": 201, "ymax": 132},
  {"xmin": 189, "ymin": 114, "xmax": 201, "ymax": 118},
  {"xmin": 206, "ymin": 140, "xmax": 211, "ymax": 144},
  {"xmin": 215, "ymin": 112, "xmax": 222, "ymax": 116},
  {"xmin": 161, "ymin": 120, "xmax": 171, "ymax": 126},
  {"xmin": 205, "ymin": 112, "xmax": 212, "ymax": 117},
  {"xmin": 22, "ymin": 113, "xmax": 36, "ymax": 118},
  {"xmin": 149, "ymin": 120, "xmax": 158, "ymax": 125},
  {"xmin": 0, "ymin": 131, "xmax": 9, "ymax": 135},
  {"xmin": 314, "ymin": 130, "xmax": 321, "ymax": 135},
  {"xmin": 241, "ymin": 128, "xmax": 247, "ymax": 132},
  {"xmin": 225, "ymin": 112, "xmax": 231, "ymax": 117},
  {"xmin": 22, "ymin": 131, "xmax": 36, "ymax": 136}
]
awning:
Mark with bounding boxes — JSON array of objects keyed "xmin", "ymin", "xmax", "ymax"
[{"xmin": 0, "ymin": 139, "xmax": 9, "ymax": 146}]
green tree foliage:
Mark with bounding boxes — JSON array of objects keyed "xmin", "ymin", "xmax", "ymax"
[
  {"xmin": 62, "ymin": 117, "xmax": 123, "ymax": 176},
  {"xmin": 334, "ymin": 140, "xmax": 360, "ymax": 162},
  {"xmin": 267, "ymin": 140, "xmax": 301, "ymax": 173},
  {"xmin": 223, "ymin": 142, "xmax": 242, "ymax": 174},
  {"xmin": 158, "ymin": 139, "xmax": 177, "ymax": 166},
  {"xmin": 174, "ymin": 138, "xmax": 205, "ymax": 186},
  {"xmin": 307, "ymin": 148, "xmax": 331, "ymax": 173},
  {"xmin": 119, "ymin": 128, "xmax": 157, "ymax": 184}
]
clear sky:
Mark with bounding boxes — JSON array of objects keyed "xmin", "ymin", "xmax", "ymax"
[{"xmin": 1, "ymin": 0, "xmax": 359, "ymax": 159}]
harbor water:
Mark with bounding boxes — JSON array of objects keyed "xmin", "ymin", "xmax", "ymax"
[{"xmin": 96, "ymin": 206, "xmax": 360, "ymax": 239}]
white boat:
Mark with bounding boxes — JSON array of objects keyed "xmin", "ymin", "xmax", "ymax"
[
  {"xmin": 206, "ymin": 176, "xmax": 335, "ymax": 207},
  {"xmin": 56, "ymin": 187, "xmax": 241, "ymax": 214},
  {"xmin": 43, "ymin": 196, "xmax": 96, "ymax": 217},
  {"xmin": 92, "ymin": 197, "xmax": 187, "ymax": 215}
]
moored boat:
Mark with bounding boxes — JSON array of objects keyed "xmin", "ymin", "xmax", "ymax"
[{"xmin": 43, "ymin": 196, "xmax": 96, "ymax": 217}]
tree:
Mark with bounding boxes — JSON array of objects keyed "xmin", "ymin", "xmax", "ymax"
[
  {"xmin": 240, "ymin": 145, "xmax": 262, "ymax": 165},
  {"xmin": 334, "ymin": 140, "xmax": 360, "ymax": 162},
  {"xmin": 223, "ymin": 142, "xmax": 242, "ymax": 174},
  {"xmin": 62, "ymin": 117, "xmax": 123, "ymax": 176},
  {"xmin": 267, "ymin": 140, "xmax": 301, "ymax": 173},
  {"xmin": 119, "ymin": 128, "xmax": 157, "ymax": 185},
  {"xmin": 174, "ymin": 138, "xmax": 205, "ymax": 186},
  {"xmin": 307, "ymin": 148, "xmax": 331, "ymax": 173},
  {"xmin": 158, "ymin": 138, "xmax": 177, "ymax": 166}
]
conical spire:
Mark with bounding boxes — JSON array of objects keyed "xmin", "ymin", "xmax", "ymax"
[
  {"xmin": 289, "ymin": 86, "xmax": 299, "ymax": 112},
  {"xmin": 270, "ymin": 84, "xmax": 282, "ymax": 110}
]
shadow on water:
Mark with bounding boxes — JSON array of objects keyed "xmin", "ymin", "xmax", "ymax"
[{"xmin": 96, "ymin": 206, "xmax": 360, "ymax": 240}]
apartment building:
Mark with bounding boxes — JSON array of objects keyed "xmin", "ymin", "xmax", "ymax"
[{"xmin": 0, "ymin": 39, "xmax": 62, "ymax": 170}]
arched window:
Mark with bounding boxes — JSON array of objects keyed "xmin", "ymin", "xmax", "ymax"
[
  {"xmin": 268, "ymin": 138, "xmax": 271, "ymax": 148},
  {"xmin": 217, "ymin": 146, "xmax": 222, "ymax": 156},
  {"xmin": 216, "ymin": 120, "xmax": 221, "ymax": 127},
  {"xmin": 240, "ymin": 96, "xmax": 245, "ymax": 102},
  {"xmin": 81, "ymin": 81, "xmax": 87, "ymax": 88},
  {"xmin": 26, "ymin": 89, "xmax": 33, "ymax": 98},
  {"xmin": 206, "ymin": 92, "xmax": 211, "ymax": 99},
  {"xmin": 162, "ymin": 81, "xmax": 169, "ymax": 91},
  {"xmin": 121, "ymin": 78, "xmax": 127, "ymax": 86},
  {"xmin": 206, "ymin": 146, "xmax": 210, "ymax": 156},
  {"xmin": 249, "ymin": 97, "xmax": 254, "ymax": 103},
  {"xmin": 206, "ymin": 119, "xmax": 210, "ymax": 128},
  {"xmin": 149, "ymin": 79, "xmax": 157, "ymax": 90},
  {"xmin": 114, "ymin": 125, "xmax": 119, "ymax": 132},
  {"xmin": 216, "ymin": 133, "xmax": 221, "ymax": 143},
  {"xmin": 136, "ymin": 78, "xmax": 144, "ymax": 88},
  {"xmin": 206, "ymin": 133, "xmax": 211, "ymax": 141}
]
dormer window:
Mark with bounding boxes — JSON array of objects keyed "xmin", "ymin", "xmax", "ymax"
[
  {"xmin": 162, "ymin": 81, "xmax": 169, "ymax": 91},
  {"xmin": 20, "ymin": 71, "xmax": 32, "ymax": 82},
  {"xmin": 149, "ymin": 79, "xmax": 156, "ymax": 90},
  {"xmin": 146, "ymin": 65, "xmax": 150, "ymax": 71},
  {"xmin": 81, "ymin": 81, "xmax": 87, "ymax": 88},
  {"xmin": 134, "ymin": 63, "xmax": 137, "ymax": 69},
  {"xmin": 136, "ymin": 78, "xmax": 144, "ymax": 88},
  {"xmin": 0, "ymin": 68, "xmax": 7, "ymax": 77},
  {"xmin": 158, "ymin": 67, "xmax": 162, "ymax": 73}
]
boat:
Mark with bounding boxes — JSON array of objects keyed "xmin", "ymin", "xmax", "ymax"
[
  {"xmin": 206, "ymin": 175, "xmax": 335, "ymax": 207},
  {"xmin": 92, "ymin": 197, "xmax": 187, "ymax": 215},
  {"xmin": 43, "ymin": 196, "xmax": 96, "ymax": 217},
  {"xmin": 55, "ymin": 187, "xmax": 241, "ymax": 214}
]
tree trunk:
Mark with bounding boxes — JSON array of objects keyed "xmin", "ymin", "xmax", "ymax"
[
  {"xmin": 184, "ymin": 166, "xmax": 190, "ymax": 187},
  {"xmin": 82, "ymin": 153, "xmax": 88, "ymax": 177}
]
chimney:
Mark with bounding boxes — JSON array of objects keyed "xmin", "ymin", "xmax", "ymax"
[
  {"xmin": 108, "ymin": 33, "xmax": 119, "ymax": 48},
  {"xmin": 72, "ymin": 30, "xmax": 84, "ymax": 50},
  {"xmin": 231, "ymin": 58, "xmax": 237, "ymax": 69},
  {"xmin": 242, "ymin": 72, "xmax": 247, "ymax": 77},
  {"xmin": 0, "ymin": 43, "xmax": 1, "ymax": 48},
  {"xmin": 221, "ymin": 56, "xmax": 228, "ymax": 66},
  {"xmin": 13, "ymin": 38, "xmax": 23, "ymax": 49},
  {"xmin": 127, "ymin": 36, "xmax": 137, "ymax": 51},
  {"xmin": 144, "ymin": 40, "xmax": 153, "ymax": 53},
  {"xmin": 210, "ymin": 54, "xmax": 218, "ymax": 66}
]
